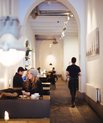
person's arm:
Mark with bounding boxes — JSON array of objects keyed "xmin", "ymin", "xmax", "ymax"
[
  {"xmin": 78, "ymin": 72, "xmax": 81, "ymax": 77},
  {"xmin": 66, "ymin": 71, "xmax": 69, "ymax": 82},
  {"xmin": 78, "ymin": 67, "xmax": 81, "ymax": 77},
  {"xmin": 76, "ymin": 71, "xmax": 81, "ymax": 90}
]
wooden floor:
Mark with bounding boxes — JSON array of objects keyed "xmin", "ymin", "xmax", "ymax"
[{"xmin": 50, "ymin": 78, "xmax": 103, "ymax": 123}]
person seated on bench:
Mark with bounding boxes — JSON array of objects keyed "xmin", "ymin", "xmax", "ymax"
[
  {"xmin": 13, "ymin": 67, "xmax": 25, "ymax": 88},
  {"xmin": 22, "ymin": 68, "xmax": 43, "ymax": 97},
  {"xmin": 47, "ymin": 67, "xmax": 58, "ymax": 85}
]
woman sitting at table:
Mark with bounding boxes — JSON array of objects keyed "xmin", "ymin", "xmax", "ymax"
[{"xmin": 22, "ymin": 68, "xmax": 43, "ymax": 96}]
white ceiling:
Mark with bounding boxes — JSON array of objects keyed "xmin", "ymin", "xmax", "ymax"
[{"xmin": 28, "ymin": 0, "xmax": 78, "ymax": 41}]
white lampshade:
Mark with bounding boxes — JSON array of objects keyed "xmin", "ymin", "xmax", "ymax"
[
  {"xmin": 0, "ymin": 16, "xmax": 25, "ymax": 51},
  {"xmin": 0, "ymin": 16, "xmax": 20, "ymax": 39}
]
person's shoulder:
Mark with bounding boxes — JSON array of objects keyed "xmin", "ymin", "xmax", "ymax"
[
  {"xmin": 14, "ymin": 72, "xmax": 17, "ymax": 76},
  {"xmin": 69, "ymin": 65, "xmax": 73, "ymax": 68},
  {"xmin": 67, "ymin": 65, "xmax": 72, "ymax": 67},
  {"xmin": 75, "ymin": 64, "xmax": 79, "ymax": 67},
  {"xmin": 66, "ymin": 66, "xmax": 69, "ymax": 70},
  {"xmin": 75, "ymin": 65, "xmax": 81, "ymax": 70},
  {"xmin": 13, "ymin": 73, "xmax": 19, "ymax": 79},
  {"xmin": 77, "ymin": 65, "xmax": 80, "ymax": 69},
  {"xmin": 66, "ymin": 65, "xmax": 72, "ymax": 72},
  {"xmin": 66, "ymin": 65, "xmax": 71, "ymax": 69}
]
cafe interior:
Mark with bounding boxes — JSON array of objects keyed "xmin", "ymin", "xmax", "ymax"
[{"xmin": 0, "ymin": 0, "xmax": 103, "ymax": 123}]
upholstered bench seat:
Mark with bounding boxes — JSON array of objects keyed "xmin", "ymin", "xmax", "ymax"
[{"xmin": 0, "ymin": 98, "xmax": 50, "ymax": 118}]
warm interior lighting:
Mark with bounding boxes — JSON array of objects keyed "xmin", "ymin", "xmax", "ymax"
[
  {"xmin": 49, "ymin": 43, "xmax": 52, "ymax": 48},
  {"xmin": 46, "ymin": 55, "xmax": 56, "ymax": 70},
  {"xmin": 0, "ymin": 33, "xmax": 25, "ymax": 51},
  {"xmin": 46, "ymin": 55, "xmax": 56, "ymax": 66},
  {"xmin": 0, "ymin": 49, "xmax": 25, "ymax": 66},
  {"xmin": 0, "ymin": 33, "xmax": 16, "ymax": 51}
]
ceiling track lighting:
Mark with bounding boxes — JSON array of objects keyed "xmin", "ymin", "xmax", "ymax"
[{"xmin": 60, "ymin": 12, "xmax": 74, "ymax": 39}]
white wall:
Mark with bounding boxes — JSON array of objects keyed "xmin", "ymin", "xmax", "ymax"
[
  {"xmin": 35, "ymin": 40, "xmax": 63, "ymax": 74},
  {"xmin": 63, "ymin": 36, "xmax": 79, "ymax": 79},
  {"xmin": 86, "ymin": 0, "xmax": 103, "ymax": 104}
]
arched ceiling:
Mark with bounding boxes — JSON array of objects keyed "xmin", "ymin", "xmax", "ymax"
[{"xmin": 28, "ymin": 0, "xmax": 78, "ymax": 41}]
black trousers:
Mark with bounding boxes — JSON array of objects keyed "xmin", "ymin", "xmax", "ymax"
[{"xmin": 68, "ymin": 78, "xmax": 78, "ymax": 104}]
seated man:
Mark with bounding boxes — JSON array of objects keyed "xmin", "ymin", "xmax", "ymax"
[{"xmin": 13, "ymin": 67, "xmax": 25, "ymax": 88}]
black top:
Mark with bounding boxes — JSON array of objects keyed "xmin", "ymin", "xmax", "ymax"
[
  {"xmin": 66, "ymin": 64, "xmax": 81, "ymax": 78},
  {"xmin": 23, "ymin": 79, "xmax": 43, "ymax": 96},
  {"xmin": 13, "ymin": 73, "xmax": 24, "ymax": 88}
]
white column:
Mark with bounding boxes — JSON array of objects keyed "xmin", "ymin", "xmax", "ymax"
[
  {"xmin": 11, "ymin": 0, "xmax": 18, "ymax": 17},
  {"xmin": 0, "ymin": 0, "xmax": 19, "ymax": 17}
]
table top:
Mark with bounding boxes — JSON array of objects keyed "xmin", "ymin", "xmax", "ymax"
[{"xmin": 18, "ymin": 95, "xmax": 50, "ymax": 100}]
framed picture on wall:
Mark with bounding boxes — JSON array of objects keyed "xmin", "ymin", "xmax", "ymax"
[{"xmin": 86, "ymin": 27, "xmax": 99, "ymax": 57}]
